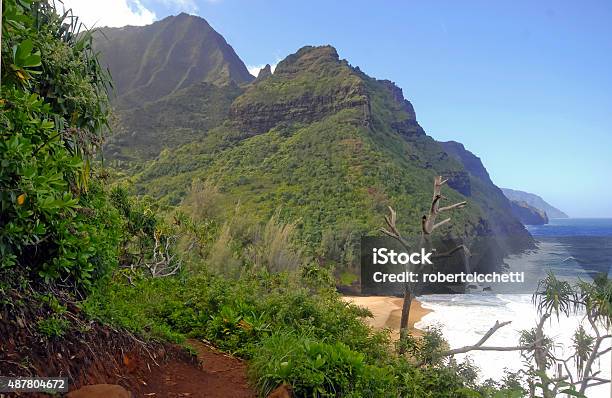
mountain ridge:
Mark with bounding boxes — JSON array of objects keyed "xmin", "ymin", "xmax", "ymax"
[
  {"xmin": 509, "ymin": 200, "xmax": 549, "ymax": 225},
  {"xmin": 94, "ymin": 13, "xmax": 253, "ymax": 110},
  {"xmin": 95, "ymin": 14, "xmax": 254, "ymax": 160},
  {"xmin": 502, "ymin": 188, "xmax": 569, "ymax": 218},
  {"xmin": 121, "ymin": 43, "xmax": 534, "ymax": 273}
]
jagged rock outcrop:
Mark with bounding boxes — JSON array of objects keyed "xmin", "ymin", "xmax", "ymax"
[
  {"xmin": 255, "ymin": 64, "xmax": 272, "ymax": 81},
  {"xmin": 376, "ymin": 79, "xmax": 424, "ymax": 138},
  {"xmin": 509, "ymin": 200, "xmax": 549, "ymax": 225},
  {"xmin": 229, "ymin": 84, "xmax": 369, "ymax": 136},
  {"xmin": 440, "ymin": 141, "xmax": 493, "ymax": 183}
]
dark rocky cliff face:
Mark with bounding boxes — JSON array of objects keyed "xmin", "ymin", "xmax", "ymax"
[
  {"xmin": 229, "ymin": 46, "xmax": 370, "ymax": 136},
  {"xmin": 509, "ymin": 200, "xmax": 549, "ymax": 225},
  {"xmin": 255, "ymin": 64, "xmax": 272, "ymax": 81},
  {"xmin": 439, "ymin": 140, "xmax": 536, "ymax": 261},
  {"xmin": 439, "ymin": 141, "xmax": 492, "ymax": 183},
  {"xmin": 229, "ymin": 84, "xmax": 369, "ymax": 136}
]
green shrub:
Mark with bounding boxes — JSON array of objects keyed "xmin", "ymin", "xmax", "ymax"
[
  {"xmin": 1, "ymin": 0, "xmax": 116, "ymax": 290},
  {"xmin": 249, "ymin": 332, "xmax": 395, "ymax": 397},
  {"xmin": 37, "ymin": 317, "xmax": 70, "ymax": 338},
  {"xmin": 84, "ymin": 267, "xmax": 501, "ymax": 397}
]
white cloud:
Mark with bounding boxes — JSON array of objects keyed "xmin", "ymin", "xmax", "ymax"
[
  {"xmin": 60, "ymin": 0, "xmax": 156, "ymax": 28},
  {"xmin": 158, "ymin": 0, "xmax": 198, "ymax": 13},
  {"xmin": 247, "ymin": 61, "xmax": 279, "ymax": 77}
]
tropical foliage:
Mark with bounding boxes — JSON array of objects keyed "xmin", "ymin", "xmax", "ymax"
[{"xmin": 0, "ymin": 0, "xmax": 119, "ymax": 289}]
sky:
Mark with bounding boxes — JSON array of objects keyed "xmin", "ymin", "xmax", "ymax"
[{"xmin": 63, "ymin": 0, "xmax": 612, "ymax": 217}]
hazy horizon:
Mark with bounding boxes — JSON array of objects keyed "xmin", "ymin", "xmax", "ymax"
[{"xmin": 65, "ymin": 0, "xmax": 612, "ymax": 217}]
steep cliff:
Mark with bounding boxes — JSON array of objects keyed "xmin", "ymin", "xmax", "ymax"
[
  {"xmin": 96, "ymin": 14, "xmax": 254, "ymax": 161},
  {"xmin": 502, "ymin": 188, "xmax": 569, "ymax": 218},
  {"xmin": 229, "ymin": 46, "xmax": 370, "ymax": 136},
  {"xmin": 95, "ymin": 13, "xmax": 253, "ymax": 110},
  {"xmin": 509, "ymin": 200, "xmax": 549, "ymax": 225},
  {"xmin": 439, "ymin": 141, "xmax": 536, "ymax": 265}
]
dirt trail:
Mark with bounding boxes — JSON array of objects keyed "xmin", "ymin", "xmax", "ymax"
[{"xmin": 136, "ymin": 339, "xmax": 256, "ymax": 398}]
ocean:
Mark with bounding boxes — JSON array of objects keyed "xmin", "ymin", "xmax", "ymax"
[{"xmin": 416, "ymin": 219, "xmax": 612, "ymax": 397}]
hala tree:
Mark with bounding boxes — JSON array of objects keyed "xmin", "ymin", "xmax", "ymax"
[{"xmin": 519, "ymin": 272, "xmax": 611, "ymax": 397}]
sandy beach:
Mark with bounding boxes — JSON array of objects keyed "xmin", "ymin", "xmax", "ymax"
[{"xmin": 342, "ymin": 296, "xmax": 431, "ymax": 339}]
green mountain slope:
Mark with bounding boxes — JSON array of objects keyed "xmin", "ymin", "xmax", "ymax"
[
  {"xmin": 129, "ymin": 46, "xmax": 533, "ymax": 270},
  {"xmin": 94, "ymin": 13, "xmax": 253, "ymax": 110},
  {"xmin": 95, "ymin": 14, "xmax": 253, "ymax": 161},
  {"xmin": 105, "ymin": 81, "xmax": 244, "ymax": 161},
  {"xmin": 439, "ymin": 141, "xmax": 535, "ymax": 254},
  {"xmin": 509, "ymin": 200, "xmax": 549, "ymax": 225}
]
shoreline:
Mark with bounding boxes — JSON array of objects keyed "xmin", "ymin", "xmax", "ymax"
[{"xmin": 342, "ymin": 295, "xmax": 432, "ymax": 339}]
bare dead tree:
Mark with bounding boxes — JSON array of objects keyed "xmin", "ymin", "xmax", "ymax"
[
  {"xmin": 421, "ymin": 176, "xmax": 467, "ymax": 236},
  {"xmin": 381, "ymin": 176, "xmax": 467, "ymax": 349},
  {"xmin": 144, "ymin": 233, "xmax": 183, "ymax": 277},
  {"xmin": 577, "ymin": 309, "xmax": 612, "ymax": 395}
]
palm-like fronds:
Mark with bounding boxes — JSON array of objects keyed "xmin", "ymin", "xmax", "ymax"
[
  {"xmin": 572, "ymin": 325, "xmax": 595, "ymax": 379},
  {"xmin": 577, "ymin": 273, "xmax": 612, "ymax": 328},
  {"xmin": 533, "ymin": 271, "xmax": 576, "ymax": 320}
]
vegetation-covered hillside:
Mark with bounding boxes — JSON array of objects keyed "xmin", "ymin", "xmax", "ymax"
[
  {"xmin": 95, "ymin": 13, "xmax": 254, "ymax": 162},
  {"xmin": 105, "ymin": 81, "xmax": 244, "ymax": 161},
  {"xmin": 94, "ymin": 13, "xmax": 253, "ymax": 109},
  {"xmin": 128, "ymin": 45, "xmax": 533, "ymax": 273},
  {"xmin": 2, "ymin": 5, "xmax": 609, "ymax": 398}
]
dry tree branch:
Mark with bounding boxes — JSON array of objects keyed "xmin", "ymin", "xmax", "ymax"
[
  {"xmin": 380, "ymin": 176, "xmax": 469, "ymax": 353},
  {"xmin": 578, "ymin": 311, "xmax": 612, "ymax": 394},
  {"xmin": 438, "ymin": 320, "xmax": 546, "ymax": 357},
  {"xmin": 143, "ymin": 233, "xmax": 182, "ymax": 277},
  {"xmin": 422, "ymin": 176, "xmax": 467, "ymax": 235}
]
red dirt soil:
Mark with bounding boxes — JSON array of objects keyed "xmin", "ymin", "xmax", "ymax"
[
  {"xmin": 137, "ymin": 339, "xmax": 256, "ymax": 398},
  {"xmin": 0, "ymin": 289, "xmax": 257, "ymax": 398}
]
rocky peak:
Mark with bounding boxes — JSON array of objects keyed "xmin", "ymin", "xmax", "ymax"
[
  {"xmin": 274, "ymin": 45, "xmax": 341, "ymax": 76},
  {"xmin": 439, "ymin": 141, "xmax": 492, "ymax": 184},
  {"xmin": 94, "ymin": 14, "xmax": 253, "ymax": 109},
  {"xmin": 229, "ymin": 45, "xmax": 368, "ymax": 135},
  {"xmin": 255, "ymin": 64, "xmax": 272, "ymax": 81}
]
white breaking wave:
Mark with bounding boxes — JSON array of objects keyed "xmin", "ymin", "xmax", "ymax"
[{"xmin": 416, "ymin": 294, "xmax": 611, "ymax": 398}]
